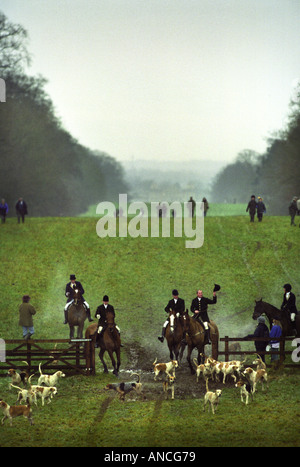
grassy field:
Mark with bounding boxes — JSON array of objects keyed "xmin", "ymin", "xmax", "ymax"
[{"xmin": 0, "ymin": 207, "xmax": 299, "ymax": 448}]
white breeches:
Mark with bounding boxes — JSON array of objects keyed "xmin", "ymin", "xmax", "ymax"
[{"xmin": 64, "ymin": 300, "xmax": 89, "ymax": 311}]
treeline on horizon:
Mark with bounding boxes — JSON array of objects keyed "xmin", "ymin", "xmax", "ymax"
[
  {"xmin": 210, "ymin": 92, "xmax": 300, "ymax": 215},
  {"xmin": 0, "ymin": 12, "xmax": 128, "ymax": 217}
]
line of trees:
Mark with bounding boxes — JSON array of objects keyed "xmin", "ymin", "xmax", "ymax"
[
  {"xmin": 210, "ymin": 85, "xmax": 300, "ymax": 215},
  {"xmin": 0, "ymin": 12, "xmax": 128, "ymax": 217}
]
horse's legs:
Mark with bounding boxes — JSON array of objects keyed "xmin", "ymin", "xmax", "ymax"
[
  {"xmin": 115, "ymin": 348, "xmax": 121, "ymax": 374},
  {"xmin": 69, "ymin": 325, "xmax": 74, "ymax": 341},
  {"xmin": 107, "ymin": 349, "xmax": 118, "ymax": 376},
  {"xmin": 99, "ymin": 349, "xmax": 108, "ymax": 373},
  {"xmin": 186, "ymin": 346, "xmax": 195, "ymax": 374}
]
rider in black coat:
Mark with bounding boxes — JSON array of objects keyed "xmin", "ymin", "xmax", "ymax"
[
  {"xmin": 64, "ymin": 274, "xmax": 93, "ymax": 324},
  {"xmin": 158, "ymin": 289, "xmax": 185, "ymax": 343}
]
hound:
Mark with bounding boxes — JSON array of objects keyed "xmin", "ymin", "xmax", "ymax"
[
  {"xmin": 10, "ymin": 382, "xmax": 36, "ymax": 405},
  {"xmin": 104, "ymin": 373, "xmax": 143, "ymax": 401},
  {"xmin": 162, "ymin": 374, "xmax": 175, "ymax": 400},
  {"xmin": 0, "ymin": 399, "xmax": 33, "ymax": 426},
  {"xmin": 152, "ymin": 358, "xmax": 178, "ymax": 381},
  {"xmin": 253, "ymin": 354, "xmax": 267, "ymax": 371},
  {"xmin": 203, "ymin": 379, "xmax": 222, "ymax": 415},
  {"xmin": 37, "ymin": 363, "xmax": 65, "ymax": 386},
  {"xmin": 30, "ymin": 386, "xmax": 57, "ymax": 406},
  {"xmin": 235, "ymin": 379, "xmax": 253, "ymax": 405},
  {"xmin": 7, "ymin": 362, "xmax": 30, "ymax": 388},
  {"xmin": 243, "ymin": 367, "xmax": 268, "ymax": 394},
  {"xmin": 193, "ymin": 358, "xmax": 212, "ymax": 383}
]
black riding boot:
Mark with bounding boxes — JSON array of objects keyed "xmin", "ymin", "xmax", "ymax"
[
  {"xmin": 205, "ymin": 328, "xmax": 211, "ymax": 345},
  {"xmin": 158, "ymin": 327, "xmax": 166, "ymax": 343},
  {"xmin": 64, "ymin": 310, "xmax": 68, "ymax": 324},
  {"xmin": 86, "ymin": 308, "xmax": 94, "ymax": 322}
]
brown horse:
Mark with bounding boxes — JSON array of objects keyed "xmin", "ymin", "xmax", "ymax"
[
  {"xmin": 182, "ymin": 310, "xmax": 219, "ymax": 374},
  {"xmin": 252, "ymin": 299, "xmax": 300, "ymax": 337},
  {"xmin": 165, "ymin": 309, "xmax": 185, "ymax": 363},
  {"xmin": 67, "ymin": 289, "xmax": 87, "ymax": 341},
  {"xmin": 85, "ymin": 310, "xmax": 121, "ymax": 376}
]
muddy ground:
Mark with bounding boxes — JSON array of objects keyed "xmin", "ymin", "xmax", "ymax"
[{"xmin": 102, "ymin": 341, "xmax": 239, "ymax": 401}]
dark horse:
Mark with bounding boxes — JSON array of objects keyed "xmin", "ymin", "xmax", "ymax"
[
  {"xmin": 67, "ymin": 289, "xmax": 87, "ymax": 341},
  {"xmin": 85, "ymin": 310, "xmax": 121, "ymax": 376},
  {"xmin": 253, "ymin": 299, "xmax": 300, "ymax": 337},
  {"xmin": 165, "ymin": 309, "xmax": 185, "ymax": 363},
  {"xmin": 182, "ymin": 310, "xmax": 219, "ymax": 374}
]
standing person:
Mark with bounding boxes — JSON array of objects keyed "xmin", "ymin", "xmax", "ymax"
[
  {"xmin": 64, "ymin": 274, "xmax": 93, "ymax": 324},
  {"xmin": 246, "ymin": 195, "xmax": 257, "ymax": 222},
  {"xmin": 188, "ymin": 196, "xmax": 196, "ymax": 217},
  {"xmin": 244, "ymin": 316, "xmax": 269, "ymax": 362},
  {"xmin": 281, "ymin": 283, "xmax": 298, "ymax": 334},
  {"xmin": 190, "ymin": 288, "xmax": 218, "ymax": 344},
  {"xmin": 269, "ymin": 318, "xmax": 282, "ymax": 364},
  {"xmin": 19, "ymin": 295, "xmax": 36, "ymax": 340},
  {"xmin": 15, "ymin": 198, "xmax": 28, "ymax": 224},
  {"xmin": 257, "ymin": 197, "xmax": 266, "ymax": 222},
  {"xmin": 158, "ymin": 289, "xmax": 185, "ymax": 343},
  {"xmin": 202, "ymin": 197, "xmax": 209, "ymax": 217},
  {"xmin": 288, "ymin": 197, "xmax": 298, "ymax": 226},
  {"xmin": 0, "ymin": 198, "xmax": 9, "ymax": 223}
]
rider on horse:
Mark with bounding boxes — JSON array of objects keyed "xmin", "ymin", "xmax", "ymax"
[
  {"xmin": 281, "ymin": 283, "xmax": 298, "ymax": 334},
  {"xmin": 158, "ymin": 289, "xmax": 185, "ymax": 343},
  {"xmin": 190, "ymin": 285, "xmax": 219, "ymax": 344},
  {"xmin": 64, "ymin": 274, "xmax": 93, "ymax": 324},
  {"xmin": 95, "ymin": 295, "xmax": 122, "ymax": 347}
]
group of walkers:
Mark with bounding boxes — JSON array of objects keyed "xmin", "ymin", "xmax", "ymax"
[
  {"xmin": 0, "ymin": 198, "xmax": 28, "ymax": 223},
  {"xmin": 246, "ymin": 195, "xmax": 266, "ymax": 222}
]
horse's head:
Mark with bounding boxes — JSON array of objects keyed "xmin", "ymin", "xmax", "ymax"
[
  {"xmin": 168, "ymin": 309, "xmax": 177, "ymax": 333},
  {"xmin": 106, "ymin": 310, "xmax": 115, "ymax": 330},
  {"xmin": 181, "ymin": 309, "xmax": 190, "ymax": 332},
  {"xmin": 252, "ymin": 299, "xmax": 264, "ymax": 320},
  {"xmin": 73, "ymin": 289, "xmax": 83, "ymax": 306}
]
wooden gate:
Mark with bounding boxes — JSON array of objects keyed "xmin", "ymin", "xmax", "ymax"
[{"xmin": 0, "ymin": 338, "xmax": 95, "ymax": 376}]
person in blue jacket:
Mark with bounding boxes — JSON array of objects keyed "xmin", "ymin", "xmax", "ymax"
[{"xmin": 269, "ymin": 318, "xmax": 282, "ymax": 363}]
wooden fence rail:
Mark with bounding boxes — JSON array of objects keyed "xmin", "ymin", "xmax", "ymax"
[
  {"xmin": 218, "ymin": 336, "xmax": 299, "ymax": 367},
  {"xmin": 0, "ymin": 338, "xmax": 95, "ymax": 376}
]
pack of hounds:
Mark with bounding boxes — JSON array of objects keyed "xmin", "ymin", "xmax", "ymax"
[
  {"xmin": 1, "ymin": 353, "xmax": 268, "ymax": 425},
  {"xmin": 104, "ymin": 353, "xmax": 268, "ymax": 415},
  {"xmin": 1, "ymin": 362, "xmax": 65, "ymax": 426}
]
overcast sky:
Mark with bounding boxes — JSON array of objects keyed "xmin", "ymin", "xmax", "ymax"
[{"xmin": 1, "ymin": 0, "xmax": 300, "ymax": 164}]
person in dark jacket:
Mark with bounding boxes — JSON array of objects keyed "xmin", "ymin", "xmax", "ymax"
[
  {"xmin": 281, "ymin": 283, "xmax": 298, "ymax": 334},
  {"xmin": 15, "ymin": 198, "xmax": 28, "ymax": 223},
  {"xmin": 95, "ymin": 295, "xmax": 121, "ymax": 347},
  {"xmin": 190, "ymin": 289, "xmax": 217, "ymax": 344},
  {"xmin": 246, "ymin": 195, "xmax": 257, "ymax": 222},
  {"xmin": 245, "ymin": 316, "xmax": 269, "ymax": 362},
  {"xmin": 64, "ymin": 274, "xmax": 93, "ymax": 323},
  {"xmin": 0, "ymin": 198, "xmax": 9, "ymax": 223},
  {"xmin": 19, "ymin": 295, "xmax": 36, "ymax": 339},
  {"xmin": 158, "ymin": 289, "xmax": 185, "ymax": 343},
  {"xmin": 288, "ymin": 197, "xmax": 298, "ymax": 226},
  {"xmin": 257, "ymin": 197, "xmax": 266, "ymax": 222}
]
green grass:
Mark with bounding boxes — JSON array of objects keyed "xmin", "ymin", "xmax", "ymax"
[{"xmin": 0, "ymin": 211, "xmax": 299, "ymax": 447}]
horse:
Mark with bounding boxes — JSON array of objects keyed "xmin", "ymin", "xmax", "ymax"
[
  {"xmin": 165, "ymin": 309, "xmax": 185, "ymax": 363},
  {"xmin": 252, "ymin": 299, "xmax": 300, "ymax": 337},
  {"xmin": 182, "ymin": 310, "xmax": 219, "ymax": 374},
  {"xmin": 85, "ymin": 310, "xmax": 121, "ymax": 376},
  {"xmin": 67, "ymin": 289, "xmax": 87, "ymax": 341}
]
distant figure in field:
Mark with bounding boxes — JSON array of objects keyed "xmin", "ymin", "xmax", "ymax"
[
  {"xmin": 15, "ymin": 198, "xmax": 28, "ymax": 224},
  {"xmin": 288, "ymin": 197, "xmax": 298, "ymax": 226},
  {"xmin": 0, "ymin": 198, "xmax": 9, "ymax": 223},
  {"xmin": 246, "ymin": 195, "xmax": 257, "ymax": 222},
  {"xmin": 257, "ymin": 197, "xmax": 266, "ymax": 222},
  {"xmin": 202, "ymin": 197, "xmax": 209, "ymax": 217},
  {"xmin": 19, "ymin": 295, "xmax": 36, "ymax": 339},
  {"xmin": 188, "ymin": 196, "xmax": 196, "ymax": 217}
]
